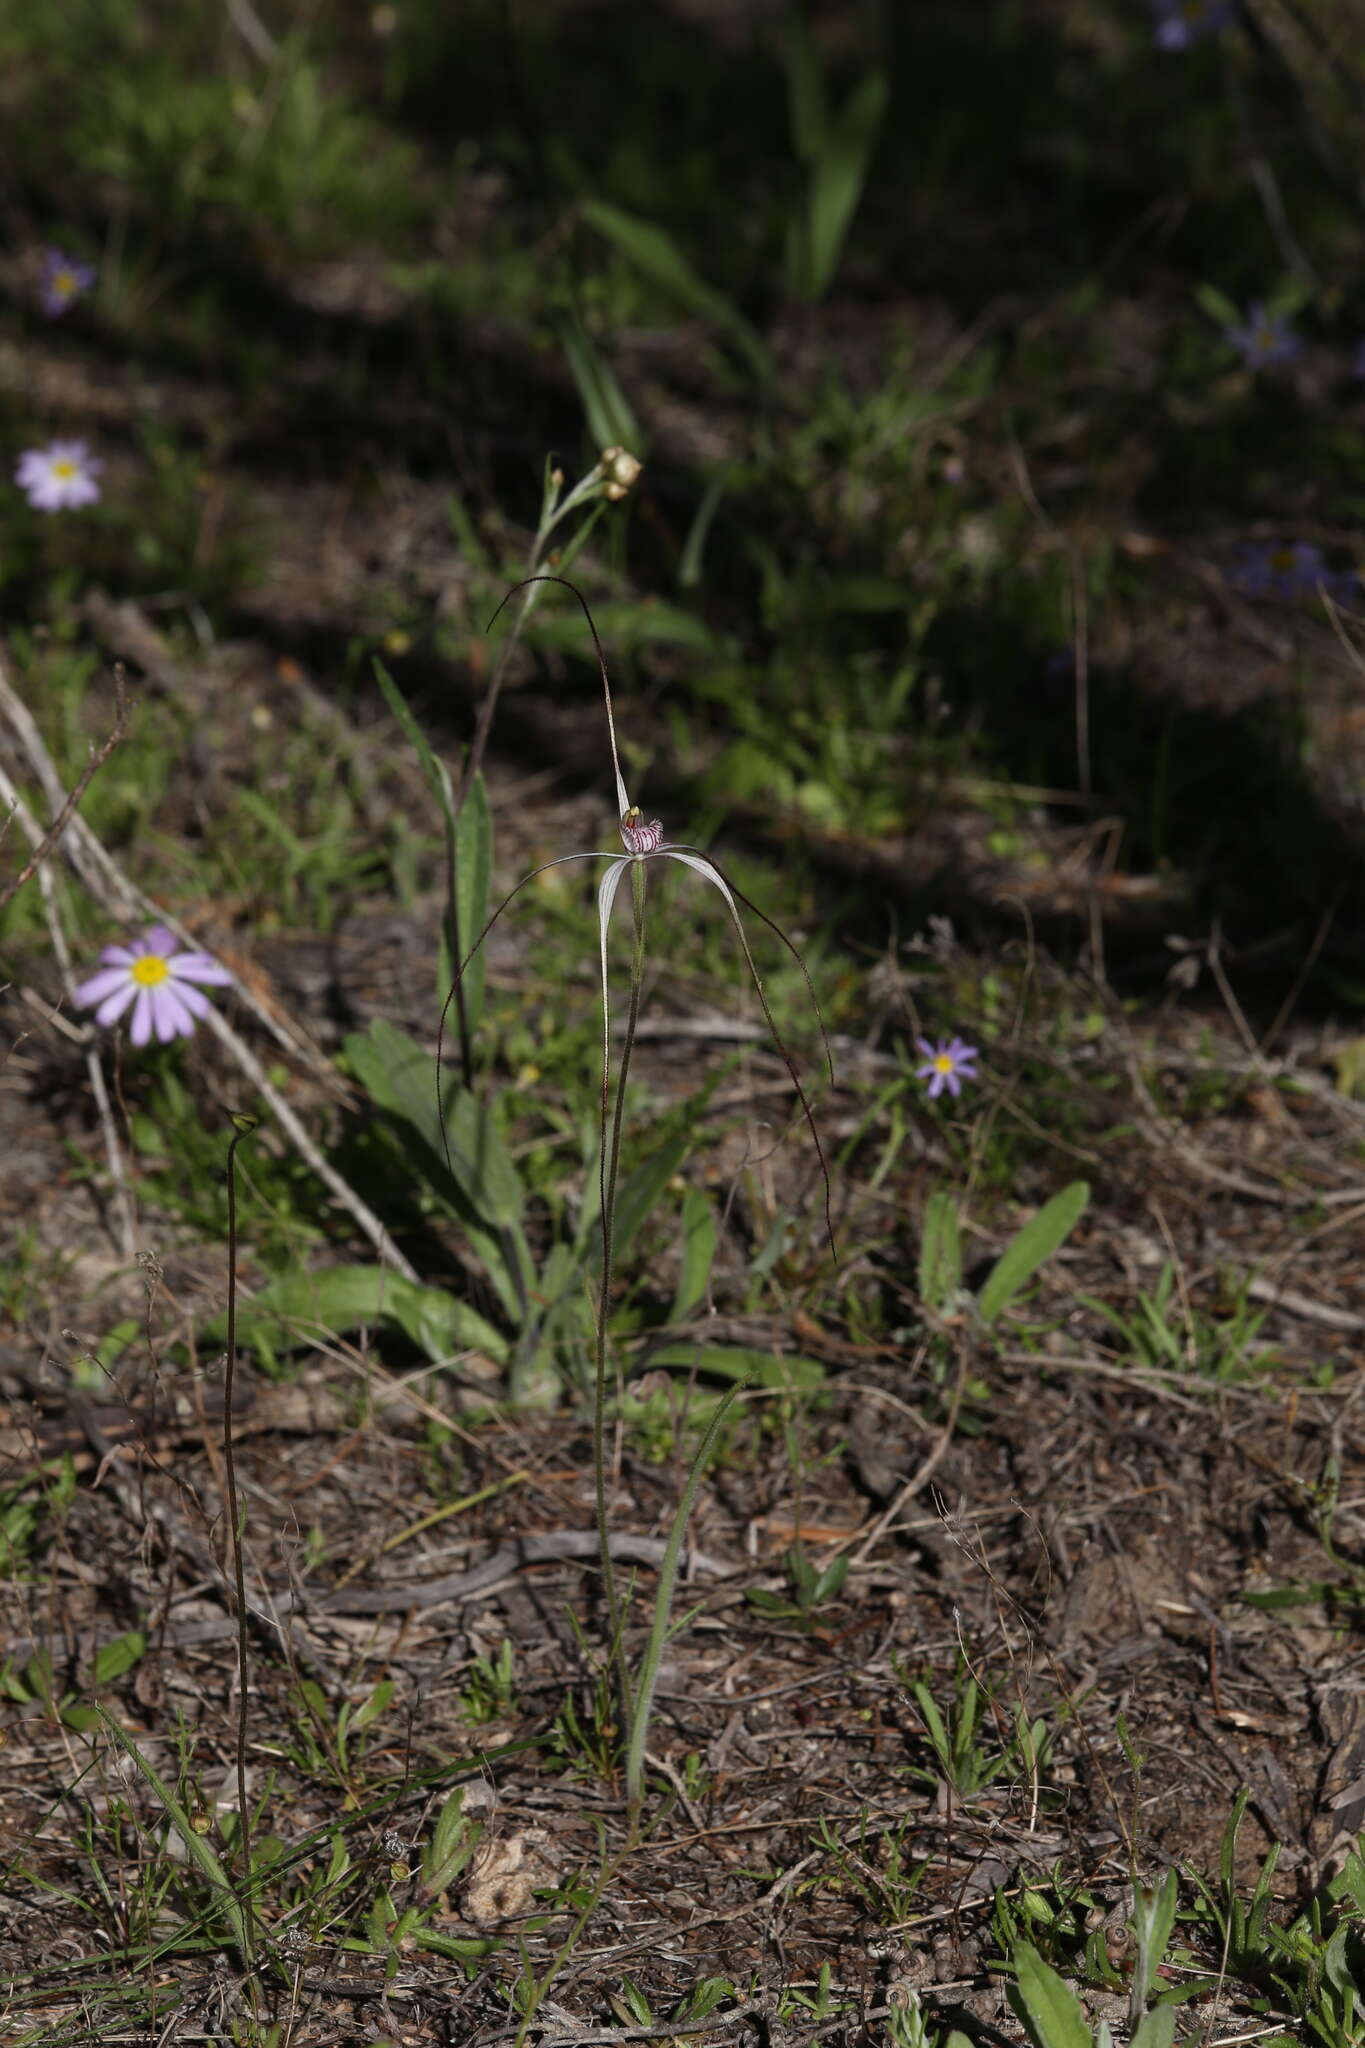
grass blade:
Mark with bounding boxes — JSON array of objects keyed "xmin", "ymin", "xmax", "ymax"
[{"xmin": 91, "ymin": 1704, "xmax": 254, "ymax": 1968}]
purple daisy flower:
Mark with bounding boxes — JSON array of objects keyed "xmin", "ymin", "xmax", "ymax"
[
  {"xmin": 39, "ymin": 247, "xmax": 97, "ymax": 319},
  {"xmin": 74, "ymin": 926, "xmax": 232, "ymax": 1046},
  {"xmin": 1351, "ymin": 339, "xmax": 1365, "ymax": 381},
  {"xmin": 1150, "ymin": 0, "xmax": 1235, "ymax": 47},
  {"xmin": 1234, "ymin": 541, "xmax": 1357, "ymax": 604},
  {"xmin": 1224, "ymin": 302, "xmax": 1302, "ymax": 370},
  {"xmin": 915, "ymin": 1035, "xmax": 979, "ymax": 1100},
  {"xmin": 15, "ymin": 439, "xmax": 103, "ymax": 512}
]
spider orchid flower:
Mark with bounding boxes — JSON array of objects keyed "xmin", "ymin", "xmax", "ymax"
[{"xmin": 443, "ymin": 577, "xmax": 835, "ymax": 1252}]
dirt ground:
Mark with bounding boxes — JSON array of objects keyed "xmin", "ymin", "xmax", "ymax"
[{"xmin": 3, "ymin": 794, "xmax": 1365, "ymax": 2041}]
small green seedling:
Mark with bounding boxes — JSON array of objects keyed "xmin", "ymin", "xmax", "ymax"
[{"xmin": 746, "ymin": 1544, "xmax": 850, "ymax": 1628}]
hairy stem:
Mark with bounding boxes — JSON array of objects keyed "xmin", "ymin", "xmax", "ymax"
[
  {"xmin": 625, "ymin": 1378, "xmax": 746, "ymax": 1830},
  {"xmin": 449, "ymin": 475, "xmax": 609, "ymax": 1082},
  {"xmin": 594, "ymin": 858, "xmax": 647, "ymax": 1738}
]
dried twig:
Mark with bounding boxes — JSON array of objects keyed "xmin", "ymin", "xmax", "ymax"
[
  {"xmin": 0, "ymin": 652, "xmax": 418, "ymax": 1279},
  {"xmin": 0, "ymin": 663, "xmax": 130, "ymax": 919}
]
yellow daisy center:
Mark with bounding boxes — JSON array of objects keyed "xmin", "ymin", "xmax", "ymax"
[
  {"xmin": 933, "ymin": 1053, "xmax": 955, "ymax": 1074},
  {"xmin": 130, "ymin": 955, "xmax": 170, "ymax": 987},
  {"xmin": 55, "ymin": 270, "xmax": 76, "ymax": 295},
  {"xmin": 51, "ymin": 458, "xmax": 77, "ymax": 480}
]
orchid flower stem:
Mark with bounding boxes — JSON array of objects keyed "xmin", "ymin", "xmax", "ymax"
[
  {"xmin": 594, "ymin": 856, "xmax": 647, "ymax": 1733},
  {"xmin": 450, "ymin": 469, "xmax": 610, "ymax": 1081},
  {"xmin": 624, "ymin": 1377, "xmax": 747, "ymax": 1832}
]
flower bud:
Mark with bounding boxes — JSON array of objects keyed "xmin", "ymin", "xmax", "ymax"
[{"xmin": 600, "ymin": 446, "xmax": 642, "ymax": 498}]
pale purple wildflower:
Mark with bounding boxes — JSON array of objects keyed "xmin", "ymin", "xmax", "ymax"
[
  {"xmin": 1150, "ymin": 0, "xmax": 1234, "ymax": 47},
  {"xmin": 1234, "ymin": 541, "xmax": 1357, "ymax": 604},
  {"xmin": 1225, "ymin": 303, "xmax": 1302, "ymax": 371},
  {"xmin": 39, "ymin": 247, "xmax": 96, "ymax": 318},
  {"xmin": 915, "ymin": 1036, "xmax": 979, "ymax": 1100},
  {"xmin": 1351, "ymin": 339, "xmax": 1365, "ymax": 381},
  {"xmin": 74, "ymin": 926, "xmax": 232, "ymax": 1046},
  {"xmin": 15, "ymin": 439, "xmax": 103, "ymax": 512}
]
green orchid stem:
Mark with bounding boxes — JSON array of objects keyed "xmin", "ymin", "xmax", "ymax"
[
  {"xmin": 624, "ymin": 1377, "xmax": 747, "ymax": 1833},
  {"xmin": 450, "ymin": 469, "xmax": 610, "ymax": 1084},
  {"xmin": 595, "ymin": 860, "xmax": 648, "ymax": 1728}
]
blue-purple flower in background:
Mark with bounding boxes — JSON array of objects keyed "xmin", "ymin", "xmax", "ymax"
[
  {"xmin": 75, "ymin": 927, "xmax": 232, "ymax": 1046},
  {"xmin": 1224, "ymin": 302, "xmax": 1302, "ymax": 371},
  {"xmin": 1149, "ymin": 0, "xmax": 1234, "ymax": 48},
  {"xmin": 1234, "ymin": 542, "xmax": 1358, "ymax": 605},
  {"xmin": 15, "ymin": 440, "xmax": 103, "ymax": 512},
  {"xmin": 915, "ymin": 1036, "xmax": 980, "ymax": 1101},
  {"xmin": 39, "ymin": 247, "xmax": 96, "ymax": 319}
]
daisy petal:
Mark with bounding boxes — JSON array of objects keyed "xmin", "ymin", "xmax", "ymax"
[
  {"xmin": 129, "ymin": 987, "xmax": 155, "ymax": 1047},
  {"xmin": 75, "ymin": 965, "xmax": 133, "ymax": 1007},
  {"xmin": 151, "ymin": 985, "xmax": 193, "ymax": 1042},
  {"xmin": 168, "ymin": 980, "xmax": 211, "ymax": 1021},
  {"xmin": 169, "ymin": 953, "xmax": 233, "ymax": 986},
  {"xmin": 94, "ymin": 983, "xmax": 137, "ymax": 1027},
  {"xmin": 98, "ymin": 944, "xmax": 135, "ymax": 967}
]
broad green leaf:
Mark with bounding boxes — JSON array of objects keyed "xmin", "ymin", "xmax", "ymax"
[
  {"xmin": 1009, "ymin": 1941, "xmax": 1094, "ymax": 2048},
  {"xmin": 977, "ymin": 1180, "xmax": 1090, "ymax": 1327},
  {"xmin": 678, "ymin": 465, "xmax": 735, "ymax": 590},
  {"xmin": 580, "ymin": 198, "xmax": 772, "ymax": 383},
  {"xmin": 525, "ymin": 597, "xmax": 721, "ymax": 655},
  {"xmin": 919, "ymin": 1190, "xmax": 962, "ymax": 1312},
  {"xmin": 1131, "ymin": 2009, "xmax": 1176, "ymax": 2048},
  {"xmin": 671, "ymin": 1187, "xmax": 717, "ymax": 1322},
  {"xmin": 798, "ymin": 70, "xmax": 888, "ymax": 301},
  {"xmin": 555, "ymin": 309, "xmax": 641, "ymax": 451},
  {"xmin": 93, "ymin": 1632, "xmax": 147, "ymax": 1686},
  {"xmin": 644, "ymin": 1343, "xmax": 823, "ymax": 1390},
  {"xmin": 230, "ymin": 1265, "xmax": 508, "ymax": 1365},
  {"xmin": 1195, "ymin": 281, "xmax": 1241, "ymax": 328},
  {"xmin": 347, "ymin": 1679, "xmax": 394, "ymax": 1734},
  {"xmin": 1330, "ymin": 1033, "xmax": 1365, "ymax": 1100},
  {"xmin": 424, "ymin": 1789, "xmax": 482, "ymax": 1893},
  {"xmin": 601, "ymin": 1135, "xmax": 689, "ymax": 1272},
  {"xmin": 344, "ymin": 1018, "xmax": 524, "ymax": 1229},
  {"xmin": 373, "ymin": 663, "xmax": 489, "ymax": 1029},
  {"xmin": 1130, "ymin": 1868, "xmax": 1179, "ymax": 2002},
  {"xmin": 373, "ymin": 661, "xmax": 454, "ymax": 830}
]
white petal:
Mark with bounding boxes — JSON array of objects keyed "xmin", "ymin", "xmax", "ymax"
[{"xmin": 596, "ymin": 858, "xmax": 630, "ymax": 1093}]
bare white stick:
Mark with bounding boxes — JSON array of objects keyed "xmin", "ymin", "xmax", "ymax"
[
  {"xmin": 196, "ymin": 1000, "xmax": 418, "ymax": 1282},
  {"xmin": 0, "ymin": 659, "xmax": 417, "ymax": 1280},
  {"xmin": 0, "ymin": 659, "xmax": 334, "ymax": 1084},
  {"xmin": 0, "ymin": 760, "xmax": 138, "ymax": 1256}
]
